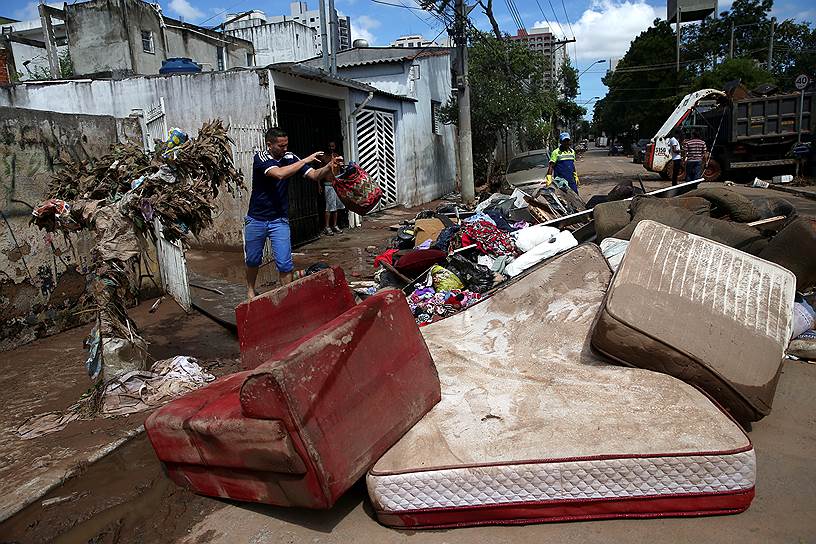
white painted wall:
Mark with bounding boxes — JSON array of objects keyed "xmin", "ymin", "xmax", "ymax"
[
  {"xmin": 226, "ymin": 21, "xmax": 318, "ymax": 66},
  {"xmin": 341, "ymin": 54, "xmax": 457, "ymax": 207}
]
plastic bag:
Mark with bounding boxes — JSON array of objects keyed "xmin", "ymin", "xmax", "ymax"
[
  {"xmin": 333, "ymin": 163, "xmax": 383, "ymax": 215},
  {"xmin": 514, "ymin": 224, "xmax": 560, "ymax": 252},
  {"xmin": 445, "ymin": 254, "xmax": 495, "ymax": 293},
  {"xmin": 430, "ymin": 265, "xmax": 464, "ymax": 291}
]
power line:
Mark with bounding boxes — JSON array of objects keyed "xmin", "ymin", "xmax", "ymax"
[{"xmin": 560, "ymin": 0, "xmax": 575, "ymax": 38}]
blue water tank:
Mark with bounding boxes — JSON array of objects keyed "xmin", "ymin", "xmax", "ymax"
[{"xmin": 159, "ymin": 58, "xmax": 202, "ymax": 75}]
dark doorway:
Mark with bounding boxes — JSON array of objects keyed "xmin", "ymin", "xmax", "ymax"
[{"xmin": 275, "ymin": 89, "xmax": 344, "ymax": 246}]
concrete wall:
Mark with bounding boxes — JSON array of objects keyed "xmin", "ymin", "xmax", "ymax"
[
  {"xmin": 226, "ymin": 21, "xmax": 318, "ymax": 66},
  {"xmin": 0, "ymin": 70, "xmax": 271, "ymax": 247},
  {"xmin": 340, "ymin": 54, "xmax": 457, "ymax": 207},
  {"xmin": 65, "ymin": 0, "xmax": 253, "ymax": 77},
  {"xmin": 65, "ymin": 0, "xmax": 134, "ymax": 78},
  {"xmin": 0, "ymin": 107, "xmax": 142, "ymax": 351}
]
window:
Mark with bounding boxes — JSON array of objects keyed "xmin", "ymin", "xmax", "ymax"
[
  {"xmin": 141, "ymin": 30, "xmax": 155, "ymax": 54},
  {"xmin": 217, "ymin": 46, "xmax": 225, "ymax": 70},
  {"xmin": 310, "ymin": 17, "xmax": 315, "ymax": 22},
  {"xmin": 246, "ymin": 52, "xmax": 253, "ymax": 66},
  {"xmin": 431, "ymin": 100, "xmax": 441, "ymax": 135}
]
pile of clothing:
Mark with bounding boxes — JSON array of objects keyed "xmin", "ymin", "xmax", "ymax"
[{"xmin": 370, "ymin": 191, "xmax": 579, "ymax": 326}]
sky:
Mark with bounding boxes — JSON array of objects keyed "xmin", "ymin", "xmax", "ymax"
[{"xmin": 5, "ymin": 0, "xmax": 815, "ymax": 118}]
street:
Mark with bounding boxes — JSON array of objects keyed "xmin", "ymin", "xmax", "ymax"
[{"xmin": 2, "ymin": 155, "xmax": 815, "ymax": 542}]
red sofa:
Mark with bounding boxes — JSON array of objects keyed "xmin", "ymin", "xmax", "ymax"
[{"xmin": 145, "ymin": 268, "xmax": 441, "ymax": 508}]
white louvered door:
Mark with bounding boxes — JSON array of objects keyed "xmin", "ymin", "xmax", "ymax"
[{"xmin": 356, "ymin": 109, "xmax": 397, "ymax": 209}]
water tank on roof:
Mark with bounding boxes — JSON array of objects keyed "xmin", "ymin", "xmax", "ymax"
[
  {"xmin": 667, "ymin": 0, "xmax": 717, "ymax": 22},
  {"xmin": 353, "ymin": 39, "xmax": 369, "ymax": 48},
  {"xmin": 159, "ymin": 58, "xmax": 202, "ymax": 75}
]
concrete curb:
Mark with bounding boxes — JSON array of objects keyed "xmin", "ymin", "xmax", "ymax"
[
  {"xmin": 0, "ymin": 425, "xmax": 145, "ymax": 524},
  {"xmin": 768, "ymin": 185, "xmax": 816, "ymax": 201}
]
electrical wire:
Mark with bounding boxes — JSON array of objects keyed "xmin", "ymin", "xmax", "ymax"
[{"xmin": 560, "ymin": 0, "xmax": 575, "ymax": 39}]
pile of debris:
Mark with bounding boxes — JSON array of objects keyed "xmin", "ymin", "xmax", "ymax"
[
  {"xmin": 28, "ymin": 120, "xmax": 243, "ymax": 408},
  {"xmin": 142, "ymin": 194, "xmax": 814, "ymax": 526},
  {"xmin": 363, "ymin": 187, "xmax": 585, "ymax": 326}
]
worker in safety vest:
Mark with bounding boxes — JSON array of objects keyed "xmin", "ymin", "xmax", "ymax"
[{"xmin": 546, "ymin": 132, "xmax": 579, "ymax": 194}]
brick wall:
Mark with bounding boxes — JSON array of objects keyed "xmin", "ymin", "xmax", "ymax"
[{"xmin": 0, "ymin": 48, "xmax": 9, "ymax": 85}]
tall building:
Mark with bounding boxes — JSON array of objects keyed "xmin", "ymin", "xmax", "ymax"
[
  {"xmin": 391, "ymin": 35, "xmax": 439, "ymax": 48},
  {"xmin": 509, "ymin": 27, "xmax": 567, "ymax": 86},
  {"xmin": 268, "ymin": 2, "xmax": 351, "ymax": 52}
]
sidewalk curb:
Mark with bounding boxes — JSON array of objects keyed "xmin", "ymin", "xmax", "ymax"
[
  {"xmin": 0, "ymin": 426, "xmax": 145, "ymax": 524},
  {"xmin": 768, "ymin": 184, "xmax": 816, "ymax": 201}
]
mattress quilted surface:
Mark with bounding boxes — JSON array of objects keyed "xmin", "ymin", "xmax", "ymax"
[{"xmin": 367, "ymin": 244, "xmax": 755, "ymax": 528}]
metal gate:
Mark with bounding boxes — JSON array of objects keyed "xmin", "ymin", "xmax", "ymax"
[
  {"xmin": 356, "ymin": 108, "xmax": 397, "ymax": 208},
  {"xmin": 154, "ymin": 220, "xmax": 192, "ymax": 312},
  {"xmin": 144, "ymin": 97, "xmax": 167, "ymax": 151},
  {"xmin": 229, "ymin": 120, "xmax": 280, "ymax": 285}
]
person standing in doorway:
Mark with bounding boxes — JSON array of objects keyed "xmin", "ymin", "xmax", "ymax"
[
  {"xmin": 683, "ymin": 130, "xmax": 708, "ymax": 182},
  {"xmin": 667, "ymin": 129, "xmax": 683, "ymax": 186},
  {"xmin": 319, "ymin": 140, "xmax": 345, "ymax": 236},
  {"xmin": 244, "ymin": 127, "xmax": 343, "ymax": 299},
  {"xmin": 546, "ymin": 132, "xmax": 580, "ymax": 194}
]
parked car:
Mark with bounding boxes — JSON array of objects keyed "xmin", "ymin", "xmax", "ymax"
[
  {"xmin": 631, "ymin": 138, "xmax": 651, "ymax": 163},
  {"xmin": 607, "ymin": 142, "xmax": 625, "ymax": 156},
  {"xmin": 504, "ymin": 148, "xmax": 551, "ymax": 191}
]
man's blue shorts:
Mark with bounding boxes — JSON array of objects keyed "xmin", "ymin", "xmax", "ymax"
[{"xmin": 243, "ymin": 216, "xmax": 293, "ymax": 273}]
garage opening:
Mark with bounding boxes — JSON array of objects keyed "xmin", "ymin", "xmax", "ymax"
[{"xmin": 275, "ymin": 89, "xmax": 345, "ymax": 246}]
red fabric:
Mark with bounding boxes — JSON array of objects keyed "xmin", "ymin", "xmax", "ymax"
[
  {"xmin": 394, "ymin": 249, "xmax": 448, "ymax": 277},
  {"xmin": 235, "ymin": 267, "xmax": 355, "ymax": 370},
  {"xmin": 145, "ymin": 287, "xmax": 441, "ymax": 509},
  {"xmin": 461, "ymin": 220, "xmax": 516, "ymax": 256},
  {"xmin": 375, "ymin": 488, "xmax": 755, "ymax": 529},
  {"xmin": 333, "ymin": 164, "xmax": 383, "ymax": 215},
  {"xmin": 374, "ymin": 249, "xmax": 399, "ymax": 269}
]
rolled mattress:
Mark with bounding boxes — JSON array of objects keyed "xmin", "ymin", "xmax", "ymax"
[{"xmin": 366, "ymin": 244, "xmax": 755, "ymax": 529}]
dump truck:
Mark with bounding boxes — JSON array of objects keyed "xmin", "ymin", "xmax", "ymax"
[{"xmin": 644, "ymin": 87, "xmax": 814, "ymax": 181}]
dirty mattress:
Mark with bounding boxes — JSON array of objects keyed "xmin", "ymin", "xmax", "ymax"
[
  {"xmin": 366, "ymin": 244, "xmax": 755, "ymax": 529},
  {"xmin": 592, "ymin": 220, "xmax": 795, "ymax": 423}
]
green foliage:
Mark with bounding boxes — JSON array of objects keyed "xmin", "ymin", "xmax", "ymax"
[
  {"xmin": 594, "ymin": 0, "xmax": 816, "ymax": 143},
  {"xmin": 442, "ymin": 31, "xmax": 557, "ymax": 181},
  {"xmin": 19, "ymin": 50, "xmax": 74, "ymax": 80},
  {"xmin": 595, "ymin": 19, "xmax": 688, "ymax": 143},
  {"xmin": 696, "ymin": 58, "xmax": 775, "ymax": 89}
]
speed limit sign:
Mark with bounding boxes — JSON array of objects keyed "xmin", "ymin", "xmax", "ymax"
[{"xmin": 795, "ymin": 74, "xmax": 810, "ymax": 90}]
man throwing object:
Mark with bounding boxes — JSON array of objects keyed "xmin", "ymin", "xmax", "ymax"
[{"xmin": 244, "ymin": 127, "xmax": 343, "ymax": 299}]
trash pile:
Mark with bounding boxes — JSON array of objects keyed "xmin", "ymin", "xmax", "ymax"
[
  {"xmin": 142, "ymin": 175, "xmax": 815, "ymax": 526},
  {"xmin": 17, "ymin": 356, "xmax": 215, "ymax": 439},
  {"xmin": 29, "ymin": 120, "xmax": 244, "ymax": 407},
  {"xmin": 366, "ymin": 187, "xmax": 582, "ymax": 326}
]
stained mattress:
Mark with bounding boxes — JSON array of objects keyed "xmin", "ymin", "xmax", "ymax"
[
  {"xmin": 592, "ymin": 220, "xmax": 795, "ymax": 423},
  {"xmin": 366, "ymin": 244, "xmax": 755, "ymax": 529}
]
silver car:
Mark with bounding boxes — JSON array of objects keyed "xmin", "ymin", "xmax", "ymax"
[{"xmin": 504, "ymin": 148, "xmax": 551, "ymax": 192}]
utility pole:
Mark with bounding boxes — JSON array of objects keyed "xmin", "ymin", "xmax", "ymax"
[
  {"xmin": 767, "ymin": 17, "xmax": 775, "ymax": 71},
  {"xmin": 327, "ymin": 0, "xmax": 339, "ymax": 75},
  {"xmin": 318, "ymin": 0, "xmax": 330, "ymax": 72},
  {"xmin": 675, "ymin": 4, "xmax": 681, "ymax": 72},
  {"xmin": 729, "ymin": 23, "xmax": 734, "ymax": 59},
  {"xmin": 455, "ymin": 0, "xmax": 474, "ymax": 204}
]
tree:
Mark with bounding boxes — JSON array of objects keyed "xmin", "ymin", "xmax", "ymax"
[
  {"xmin": 441, "ymin": 32, "xmax": 556, "ymax": 181},
  {"xmin": 696, "ymin": 58, "xmax": 775, "ymax": 90},
  {"xmin": 594, "ymin": 20, "xmax": 689, "ymax": 143}
]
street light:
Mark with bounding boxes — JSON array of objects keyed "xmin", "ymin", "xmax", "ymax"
[{"xmin": 578, "ymin": 60, "xmax": 605, "ymax": 78}]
